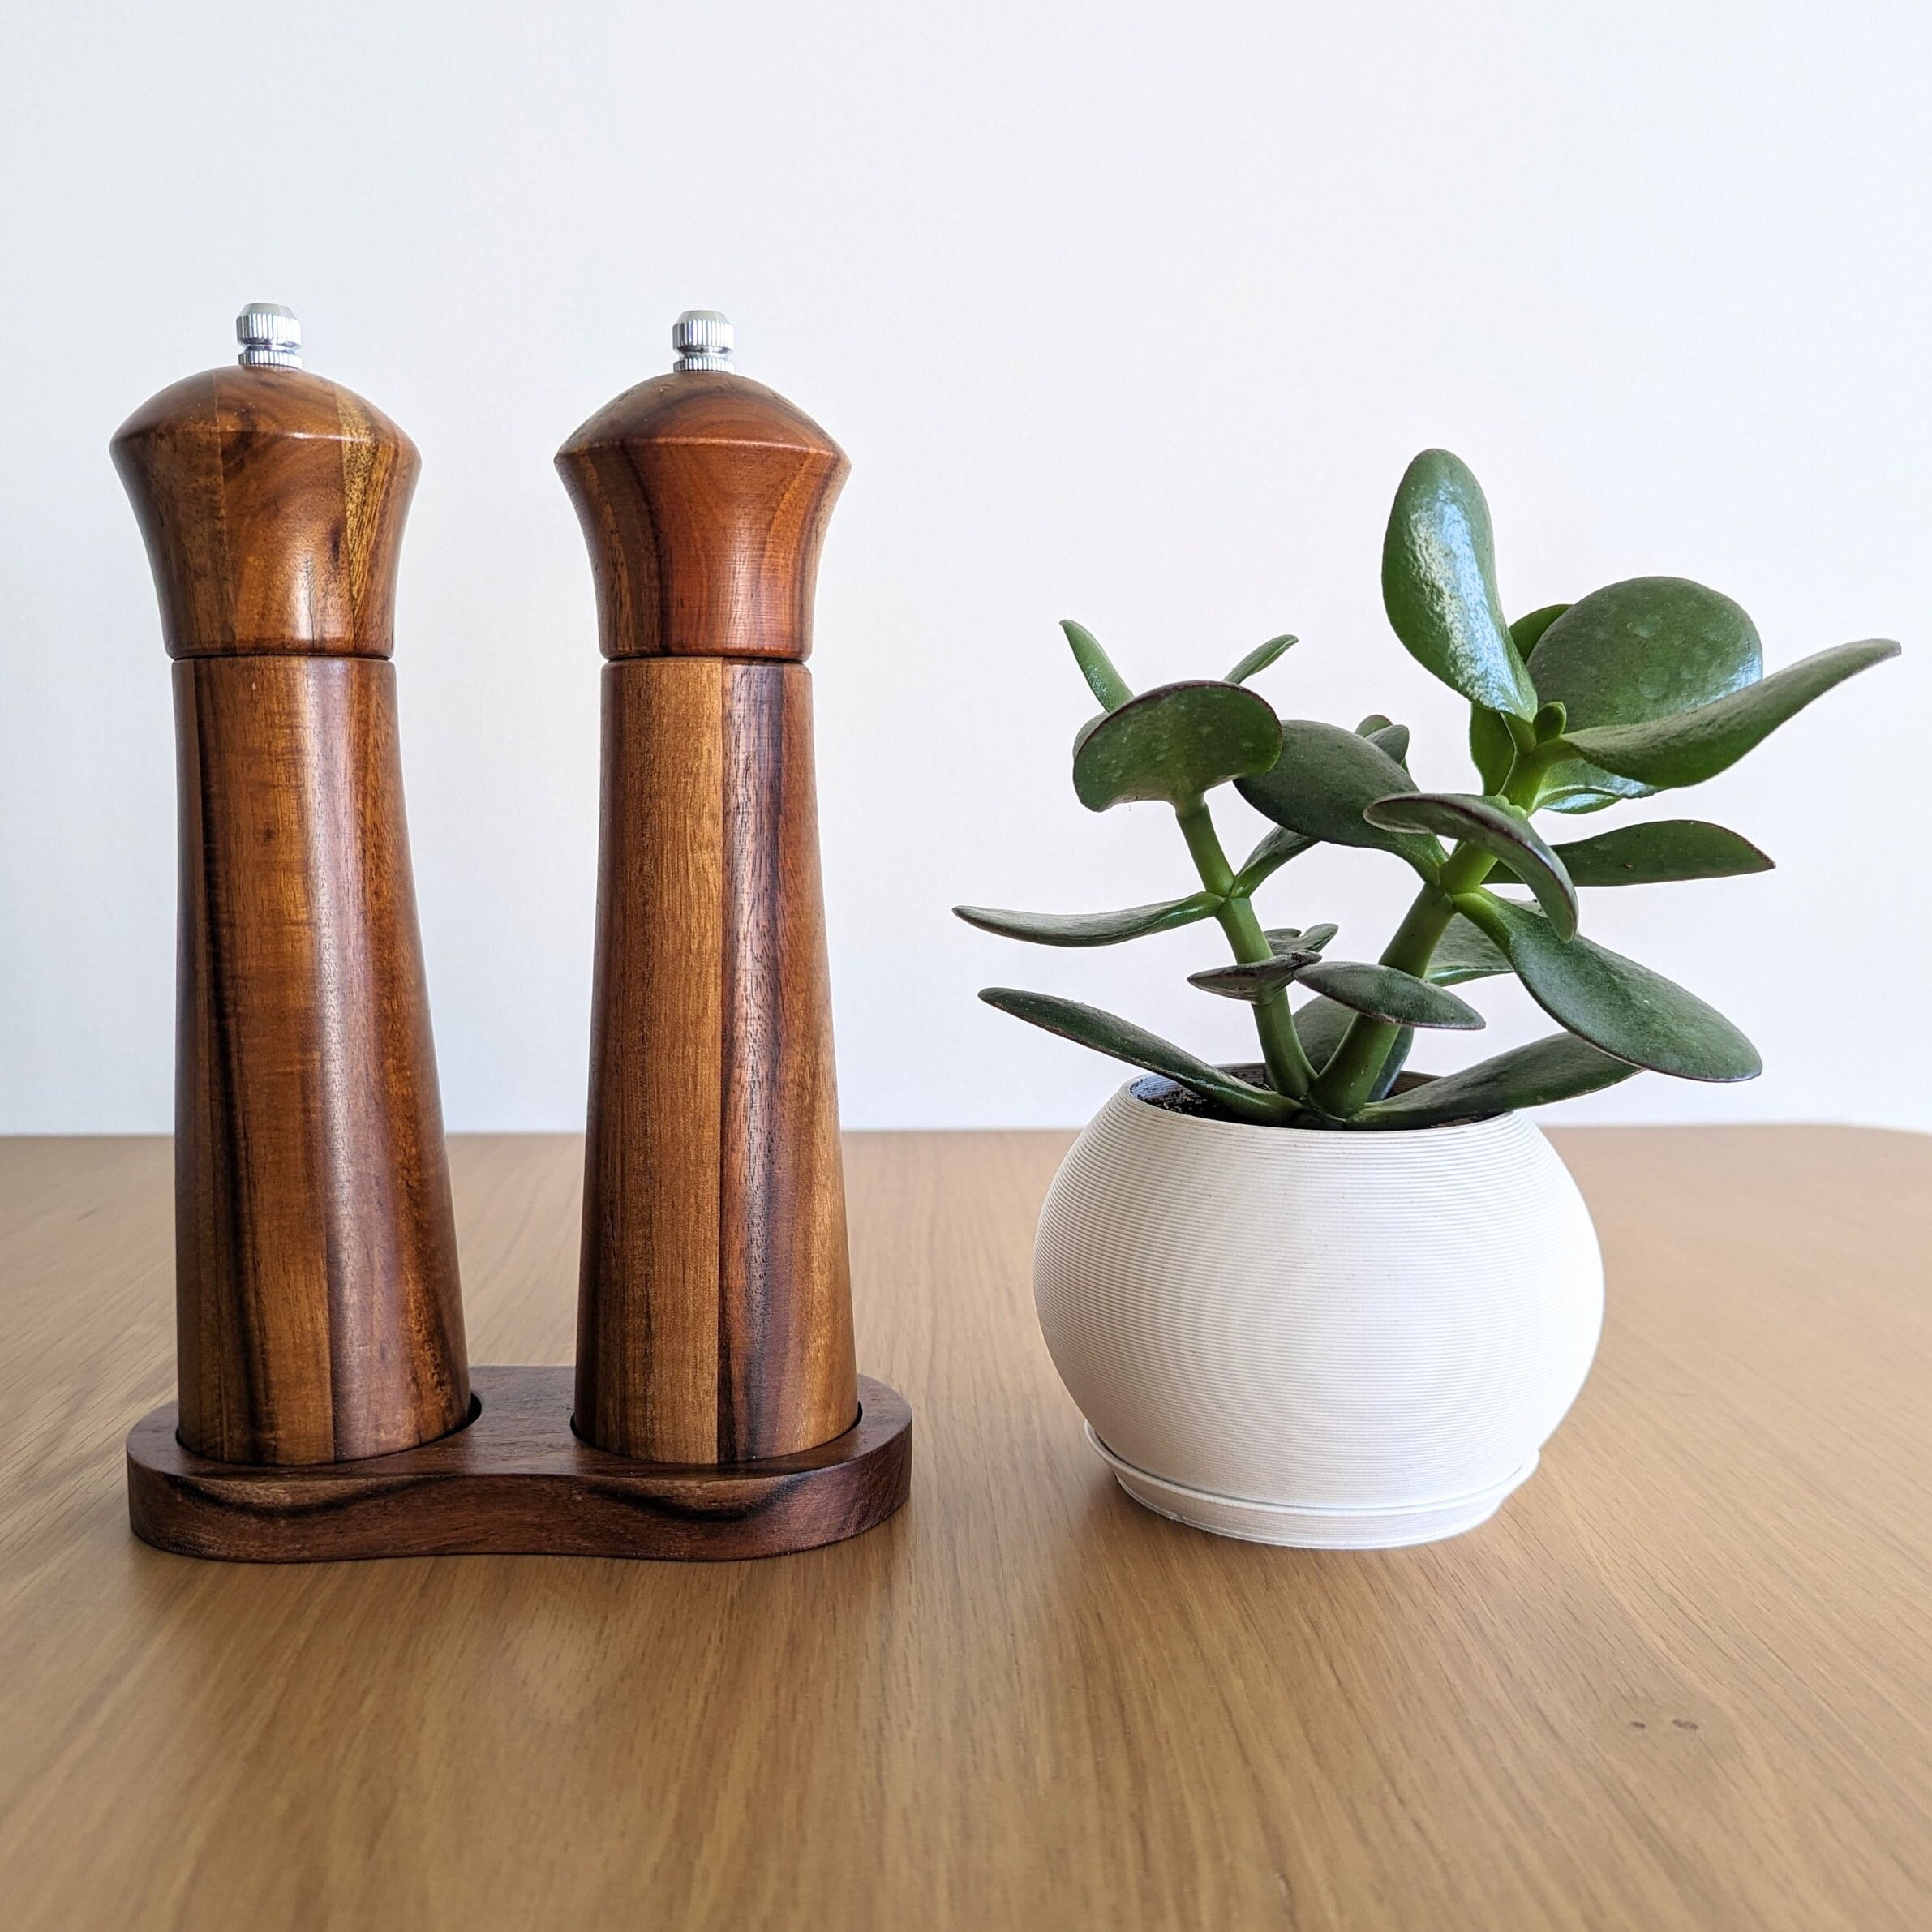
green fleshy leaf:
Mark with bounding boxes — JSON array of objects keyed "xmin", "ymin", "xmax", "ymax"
[
  {"xmin": 1559, "ymin": 640, "xmax": 1900, "ymax": 791},
  {"xmin": 1488, "ymin": 820, "xmax": 1773, "ymax": 888},
  {"xmin": 1289, "ymin": 995, "xmax": 1355, "ymax": 1074},
  {"xmin": 1355, "ymin": 714, "xmax": 1413, "ymax": 766},
  {"xmin": 1286, "ymin": 1001, "xmax": 1418, "ymax": 1092},
  {"xmin": 1459, "ymin": 895, "xmax": 1761, "ymax": 1081},
  {"xmin": 1365, "ymin": 792, "xmax": 1579, "ymax": 940},
  {"xmin": 1188, "ymin": 954, "xmax": 1320, "ymax": 1002},
  {"xmin": 1072, "ymin": 680, "xmax": 1282, "ymax": 812},
  {"xmin": 1294, "ymin": 960, "xmax": 1485, "ymax": 1030},
  {"xmin": 1367, "ymin": 1027, "xmax": 1415, "ymax": 1101},
  {"xmin": 1238, "ymin": 720, "xmax": 1444, "ymax": 880},
  {"xmin": 1275, "ymin": 1004, "xmax": 1414, "ymax": 1097},
  {"xmin": 1470, "ymin": 706, "xmax": 1516, "ymax": 792},
  {"xmin": 1188, "ymin": 925, "xmax": 1340, "ymax": 1002},
  {"xmin": 1062, "ymin": 620, "xmax": 1132, "ymax": 711},
  {"xmin": 1226, "ymin": 633, "xmax": 1297, "ymax": 685},
  {"xmin": 1510, "ymin": 603, "xmax": 1572, "ymax": 655},
  {"xmin": 1359, "ymin": 1033, "xmax": 1641, "ymax": 1127},
  {"xmin": 1527, "ymin": 578, "xmax": 1761, "ymax": 728},
  {"xmin": 1428, "ymin": 913, "xmax": 1513, "ymax": 985},
  {"xmin": 1232, "ymin": 825, "xmax": 1315, "ymax": 895},
  {"xmin": 1526, "ymin": 579, "xmax": 1766, "ymax": 810},
  {"xmin": 977, "ymin": 988, "xmax": 1293, "ymax": 1123},
  {"xmin": 1539, "ymin": 774, "xmax": 1648, "ymax": 814},
  {"xmin": 1269, "ymin": 922, "xmax": 1337, "ymax": 955},
  {"xmin": 1382, "ymin": 449, "xmax": 1536, "ymax": 719},
  {"xmin": 953, "ymin": 892, "xmax": 1224, "ymax": 947},
  {"xmin": 1367, "ymin": 722, "xmax": 1411, "ymax": 767}
]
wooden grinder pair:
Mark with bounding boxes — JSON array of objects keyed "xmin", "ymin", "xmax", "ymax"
[{"xmin": 118, "ymin": 306, "xmax": 910, "ymax": 1561}]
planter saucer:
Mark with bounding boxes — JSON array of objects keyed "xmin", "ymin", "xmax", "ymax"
[{"xmin": 1084, "ymin": 1425, "xmax": 1537, "ymax": 1550}]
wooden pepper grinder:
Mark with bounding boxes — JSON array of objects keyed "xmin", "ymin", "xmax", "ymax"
[
  {"xmin": 559, "ymin": 311, "xmax": 909, "ymax": 1523},
  {"xmin": 113, "ymin": 304, "xmax": 470, "ymax": 1468}
]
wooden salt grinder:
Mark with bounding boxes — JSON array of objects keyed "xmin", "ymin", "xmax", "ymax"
[
  {"xmin": 559, "ymin": 312, "xmax": 909, "ymax": 1521},
  {"xmin": 112, "ymin": 303, "xmax": 470, "ymax": 1469}
]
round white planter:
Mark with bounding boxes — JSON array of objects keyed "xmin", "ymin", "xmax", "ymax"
[{"xmin": 1033, "ymin": 1080, "xmax": 1604, "ymax": 1548}]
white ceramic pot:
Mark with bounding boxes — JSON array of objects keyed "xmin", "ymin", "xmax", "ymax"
[{"xmin": 1033, "ymin": 1079, "xmax": 1604, "ymax": 1548}]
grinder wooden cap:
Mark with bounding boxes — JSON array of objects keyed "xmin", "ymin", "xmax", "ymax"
[
  {"xmin": 554, "ymin": 316, "xmax": 848, "ymax": 663},
  {"xmin": 109, "ymin": 307, "xmax": 419, "ymax": 660}
]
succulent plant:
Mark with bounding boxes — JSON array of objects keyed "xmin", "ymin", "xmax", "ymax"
[{"xmin": 957, "ymin": 449, "xmax": 1899, "ymax": 1128}]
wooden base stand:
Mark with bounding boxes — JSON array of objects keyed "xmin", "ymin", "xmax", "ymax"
[{"xmin": 126, "ymin": 1366, "xmax": 911, "ymax": 1563}]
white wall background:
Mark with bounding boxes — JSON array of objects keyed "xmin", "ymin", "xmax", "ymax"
[{"xmin": 2, "ymin": 0, "xmax": 1927, "ymax": 1134}]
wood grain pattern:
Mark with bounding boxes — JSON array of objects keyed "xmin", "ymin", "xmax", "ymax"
[
  {"xmin": 563, "ymin": 361, "xmax": 862, "ymax": 1472},
  {"xmin": 555, "ymin": 370, "xmax": 848, "ymax": 662},
  {"xmin": 577, "ymin": 659, "xmax": 856, "ymax": 1461},
  {"xmin": 0, "ymin": 1129, "xmax": 1929, "ymax": 1929},
  {"xmin": 170, "ymin": 658, "xmax": 468, "ymax": 1462},
  {"xmin": 110, "ymin": 367, "xmax": 418, "ymax": 658},
  {"xmin": 127, "ymin": 1367, "xmax": 909, "ymax": 1563},
  {"xmin": 114, "ymin": 363, "xmax": 467, "ymax": 1464}
]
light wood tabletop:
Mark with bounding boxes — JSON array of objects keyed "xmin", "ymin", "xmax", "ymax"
[{"xmin": 1, "ymin": 1127, "xmax": 1927, "ymax": 1930}]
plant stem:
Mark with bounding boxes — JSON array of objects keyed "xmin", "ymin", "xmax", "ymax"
[
  {"xmin": 1310, "ymin": 753, "xmax": 1548, "ymax": 1117},
  {"xmin": 1175, "ymin": 800, "xmax": 1315, "ymax": 1102},
  {"xmin": 1308, "ymin": 885, "xmax": 1457, "ymax": 1116}
]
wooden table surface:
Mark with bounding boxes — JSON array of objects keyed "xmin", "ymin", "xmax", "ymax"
[{"xmin": 1, "ymin": 1127, "xmax": 1928, "ymax": 1930}]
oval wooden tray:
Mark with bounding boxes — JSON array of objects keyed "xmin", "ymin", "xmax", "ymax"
[{"xmin": 127, "ymin": 1366, "xmax": 911, "ymax": 1563}]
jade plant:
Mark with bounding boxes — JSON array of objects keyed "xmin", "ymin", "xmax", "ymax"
[{"xmin": 957, "ymin": 450, "xmax": 1898, "ymax": 1128}]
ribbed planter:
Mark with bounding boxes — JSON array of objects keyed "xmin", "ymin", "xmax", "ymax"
[{"xmin": 1033, "ymin": 1078, "xmax": 1604, "ymax": 1548}]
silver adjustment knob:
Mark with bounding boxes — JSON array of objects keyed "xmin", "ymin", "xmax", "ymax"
[
  {"xmin": 672, "ymin": 309, "xmax": 734, "ymax": 373},
  {"xmin": 236, "ymin": 302, "xmax": 303, "ymax": 370}
]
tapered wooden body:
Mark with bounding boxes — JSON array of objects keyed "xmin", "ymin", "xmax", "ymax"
[
  {"xmin": 560, "ymin": 368, "xmax": 860, "ymax": 1464},
  {"xmin": 114, "ymin": 363, "xmax": 469, "ymax": 1465}
]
